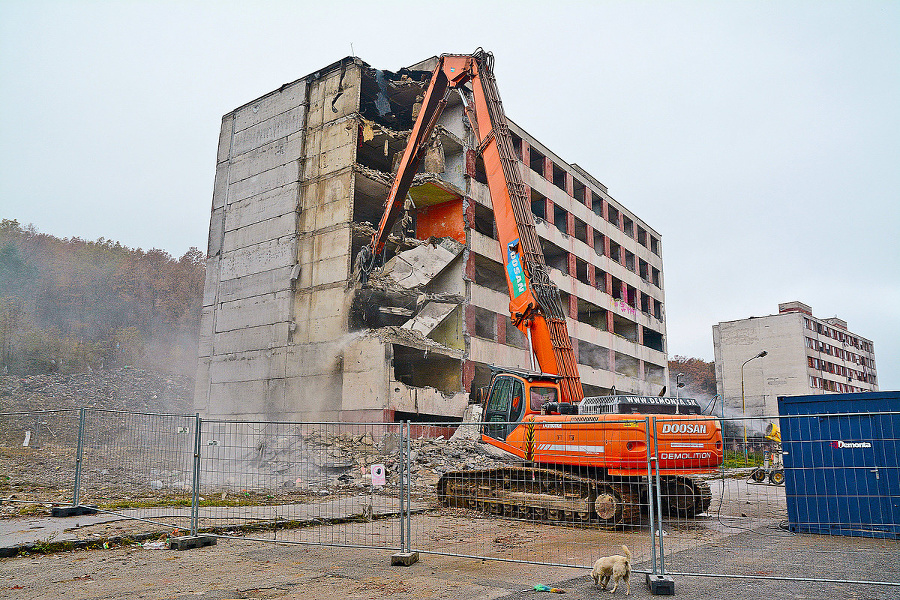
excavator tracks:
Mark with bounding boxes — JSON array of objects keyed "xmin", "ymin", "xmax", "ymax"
[
  {"xmin": 659, "ymin": 475, "xmax": 712, "ymax": 518},
  {"xmin": 437, "ymin": 466, "xmax": 645, "ymax": 527}
]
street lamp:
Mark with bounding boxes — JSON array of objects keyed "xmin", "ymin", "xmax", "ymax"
[{"xmin": 741, "ymin": 350, "xmax": 768, "ymax": 466}]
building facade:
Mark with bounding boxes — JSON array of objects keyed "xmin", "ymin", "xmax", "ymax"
[
  {"xmin": 194, "ymin": 55, "xmax": 669, "ymax": 422},
  {"xmin": 713, "ymin": 301, "xmax": 878, "ymax": 423}
]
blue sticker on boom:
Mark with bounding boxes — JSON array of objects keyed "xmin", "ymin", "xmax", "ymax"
[{"xmin": 506, "ymin": 240, "xmax": 527, "ymax": 298}]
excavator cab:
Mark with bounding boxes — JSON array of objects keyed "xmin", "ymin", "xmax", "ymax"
[
  {"xmin": 483, "ymin": 374, "xmax": 526, "ymax": 441},
  {"xmin": 483, "ymin": 370, "xmax": 564, "ymax": 441}
]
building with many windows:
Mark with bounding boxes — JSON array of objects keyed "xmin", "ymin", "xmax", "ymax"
[
  {"xmin": 713, "ymin": 301, "xmax": 878, "ymax": 424},
  {"xmin": 194, "ymin": 55, "xmax": 669, "ymax": 422}
]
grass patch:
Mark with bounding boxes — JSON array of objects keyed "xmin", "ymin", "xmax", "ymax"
[{"xmin": 723, "ymin": 450, "xmax": 763, "ymax": 469}]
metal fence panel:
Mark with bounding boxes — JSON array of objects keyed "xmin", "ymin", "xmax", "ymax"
[
  {"xmin": 4, "ymin": 406, "xmax": 897, "ymax": 590},
  {"xmin": 76, "ymin": 409, "xmax": 197, "ymax": 530},
  {"xmin": 655, "ymin": 414, "xmax": 899, "ymax": 586},
  {"xmin": 0, "ymin": 410, "xmax": 82, "ymax": 510},
  {"xmin": 196, "ymin": 420, "xmax": 406, "ymax": 550},
  {"xmin": 407, "ymin": 419, "xmax": 657, "ymax": 569}
]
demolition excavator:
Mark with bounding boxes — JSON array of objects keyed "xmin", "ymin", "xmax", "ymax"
[{"xmin": 355, "ymin": 49, "xmax": 722, "ymax": 525}]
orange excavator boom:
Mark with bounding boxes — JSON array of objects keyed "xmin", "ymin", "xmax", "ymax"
[{"xmin": 358, "ymin": 50, "xmax": 583, "ymax": 404}]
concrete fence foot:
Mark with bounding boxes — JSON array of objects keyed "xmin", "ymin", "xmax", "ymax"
[
  {"xmin": 50, "ymin": 505, "xmax": 98, "ymax": 518},
  {"xmin": 168, "ymin": 535, "xmax": 217, "ymax": 550},
  {"xmin": 646, "ymin": 573, "xmax": 675, "ymax": 595},
  {"xmin": 391, "ymin": 551, "xmax": 419, "ymax": 566}
]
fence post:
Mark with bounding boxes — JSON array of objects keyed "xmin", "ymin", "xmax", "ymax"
[
  {"xmin": 647, "ymin": 416, "xmax": 675, "ymax": 595},
  {"xmin": 72, "ymin": 407, "xmax": 86, "ymax": 507},
  {"xmin": 190, "ymin": 413, "xmax": 202, "ymax": 537},
  {"xmin": 405, "ymin": 420, "xmax": 411, "ymax": 554},
  {"xmin": 391, "ymin": 420, "xmax": 419, "ymax": 565},
  {"xmin": 644, "ymin": 417, "xmax": 657, "ymax": 575},
  {"xmin": 399, "ymin": 421, "xmax": 405, "ymax": 552}
]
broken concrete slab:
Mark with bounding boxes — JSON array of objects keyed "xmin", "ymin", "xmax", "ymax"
[
  {"xmin": 369, "ymin": 326, "xmax": 463, "ymax": 359},
  {"xmin": 402, "ymin": 302, "xmax": 456, "ymax": 336},
  {"xmin": 382, "ymin": 238, "xmax": 464, "ymax": 289}
]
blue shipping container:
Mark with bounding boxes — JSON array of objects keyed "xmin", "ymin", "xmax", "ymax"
[{"xmin": 778, "ymin": 391, "xmax": 900, "ymax": 539}]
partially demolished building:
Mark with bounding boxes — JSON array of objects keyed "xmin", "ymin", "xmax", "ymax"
[{"xmin": 194, "ymin": 56, "xmax": 669, "ymax": 422}]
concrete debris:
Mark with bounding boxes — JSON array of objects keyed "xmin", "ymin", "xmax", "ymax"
[
  {"xmin": 0, "ymin": 368, "xmax": 194, "ymax": 415},
  {"xmin": 350, "ymin": 221, "xmax": 423, "ymax": 251},
  {"xmin": 358, "ymin": 117, "xmax": 408, "ymax": 140},
  {"xmin": 212, "ymin": 426, "xmax": 513, "ymax": 496},
  {"xmin": 367, "ymin": 326, "xmax": 463, "ymax": 359},
  {"xmin": 402, "ymin": 302, "xmax": 457, "ymax": 336},
  {"xmin": 382, "ymin": 238, "xmax": 463, "ymax": 289},
  {"xmin": 353, "ymin": 163, "xmax": 459, "ymax": 190}
]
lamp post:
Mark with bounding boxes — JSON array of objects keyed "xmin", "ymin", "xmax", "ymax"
[
  {"xmin": 741, "ymin": 350, "xmax": 768, "ymax": 466},
  {"xmin": 674, "ymin": 373, "xmax": 685, "ymax": 414}
]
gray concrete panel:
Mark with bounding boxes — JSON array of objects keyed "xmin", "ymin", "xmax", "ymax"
[
  {"xmin": 212, "ymin": 323, "xmax": 287, "ymax": 354},
  {"xmin": 223, "ymin": 212, "xmax": 296, "ymax": 253},
  {"xmin": 233, "ymin": 80, "xmax": 307, "ymax": 133},
  {"xmin": 213, "ymin": 291, "xmax": 292, "ymax": 332},
  {"xmin": 193, "ymin": 358, "xmax": 210, "ymax": 414},
  {"xmin": 212, "ymin": 162, "xmax": 229, "ymax": 210},
  {"xmin": 226, "ymin": 162, "xmax": 300, "ymax": 206},
  {"xmin": 227, "ymin": 132, "xmax": 304, "ymax": 183},
  {"xmin": 217, "ymin": 113, "xmax": 234, "ymax": 164},
  {"xmin": 232, "ymin": 104, "xmax": 307, "ymax": 157},
  {"xmin": 215, "ymin": 265, "xmax": 293, "ymax": 304},
  {"xmin": 283, "ymin": 373, "xmax": 343, "ymax": 415},
  {"xmin": 207, "ymin": 207, "xmax": 225, "ymax": 257},
  {"xmin": 206, "ymin": 380, "xmax": 268, "ymax": 415},
  {"xmin": 208, "ymin": 348, "xmax": 287, "ymax": 384},
  {"xmin": 310, "ymin": 255, "xmax": 349, "ymax": 287},
  {"xmin": 197, "ymin": 306, "xmax": 215, "ymax": 358},
  {"xmin": 224, "ymin": 183, "xmax": 299, "ymax": 232},
  {"xmin": 281, "ymin": 341, "xmax": 345, "ymax": 378},
  {"xmin": 219, "ymin": 236, "xmax": 296, "ymax": 280},
  {"xmin": 201, "ymin": 255, "xmax": 221, "ymax": 307}
]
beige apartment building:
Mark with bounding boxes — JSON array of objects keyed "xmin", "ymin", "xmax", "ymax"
[
  {"xmin": 194, "ymin": 55, "xmax": 669, "ymax": 422},
  {"xmin": 713, "ymin": 301, "xmax": 878, "ymax": 422}
]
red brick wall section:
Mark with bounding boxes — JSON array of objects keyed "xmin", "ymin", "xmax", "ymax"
[
  {"xmin": 465, "ymin": 253, "xmax": 476, "ymax": 281},
  {"xmin": 466, "ymin": 149, "xmax": 477, "ymax": 178},
  {"xmin": 463, "ymin": 360, "xmax": 475, "ymax": 393}
]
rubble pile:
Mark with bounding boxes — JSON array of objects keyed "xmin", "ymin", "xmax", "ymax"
[
  {"xmin": 1, "ymin": 369, "xmax": 513, "ymax": 507},
  {"xmin": 202, "ymin": 426, "xmax": 512, "ymax": 499},
  {"xmin": 0, "ymin": 367, "xmax": 195, "ymax": 415}
]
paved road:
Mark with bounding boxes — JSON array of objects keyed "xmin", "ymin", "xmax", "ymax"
[{"xmin": 1, "ymin": 493, "xmax": 897, "ymax": 599}]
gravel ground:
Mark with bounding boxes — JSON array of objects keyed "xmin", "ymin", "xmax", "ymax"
[{"xmin": 1, "ymin": 513, "xmax": 897, "ymax": 600}]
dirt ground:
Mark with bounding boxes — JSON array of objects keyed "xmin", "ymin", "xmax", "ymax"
[{"xmin": 2, "ymin": 511, "xmax": 898, "ymax": 600}]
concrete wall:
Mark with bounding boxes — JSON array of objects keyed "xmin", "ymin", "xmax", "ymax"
[
  {"xmin": 714, "ymin": 308, "xmax": 879, "ymax": 430},
  {"xmin": 197, "ymin": 54, "xmax": 671, "ymax": 423},
  {"xmin": 196, "ymin": 61, "xmax": 367, "ymax": 421},
  {"xmin": 714, "ymin": 314, "xmax": 807, "ymax": 425}
]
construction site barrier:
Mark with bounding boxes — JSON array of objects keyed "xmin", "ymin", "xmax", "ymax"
[{"xmin": 1, "ymin": 409, "xmax": 897, "ymax": 590}]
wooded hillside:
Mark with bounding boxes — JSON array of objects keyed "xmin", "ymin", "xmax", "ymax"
[{"xmin": 0, "ymin": 219, "xmax": 204, "ymax": 376}]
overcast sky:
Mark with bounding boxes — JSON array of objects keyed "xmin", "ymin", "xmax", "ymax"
[{"xmin": 1, "ymin": 1, "xmax": 897, "ymax": 388}]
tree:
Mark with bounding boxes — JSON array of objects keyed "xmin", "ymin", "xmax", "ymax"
[
  {"xmin": 0, "ymin": 221, "xmax": 205, "ymax": 376},
  {"xmin": 668, "ymin": 356, "xmax": 717, "ymax": 403}
]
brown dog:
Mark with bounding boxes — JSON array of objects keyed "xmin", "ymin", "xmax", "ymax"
[{"xmin": 590, "ymin": 544, "xmax": 631, "ymax": 595}]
